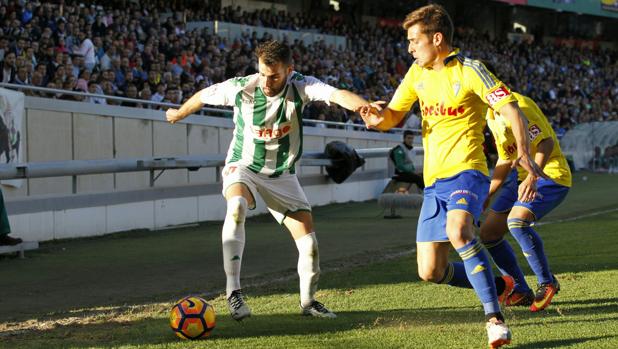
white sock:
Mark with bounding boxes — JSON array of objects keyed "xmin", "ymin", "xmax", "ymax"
[
  {"xmin": 295, "ymin": 232, "xmax": 320, "ymax": 308},
  {"xmin": 222, "ymin": 196, "xmax": 247, "ymax": 298}
]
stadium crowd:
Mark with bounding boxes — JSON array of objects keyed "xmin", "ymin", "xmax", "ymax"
[{"xmin": 0, "ymin": 0, "xmax": 616, "ymax": 132}]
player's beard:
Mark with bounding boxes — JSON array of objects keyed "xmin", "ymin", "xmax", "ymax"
[{"xmin": 262, "ymin": 83, "xmax": 285, "ymax": 97}]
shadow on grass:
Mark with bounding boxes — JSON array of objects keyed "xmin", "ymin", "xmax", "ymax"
[
  {"xmin": 514, "ymin": 335, "xmax": 617, "ymax": 348},
  {"xmin": 1, "ymin": 306, "xmax": 500, "ymax": 348}
]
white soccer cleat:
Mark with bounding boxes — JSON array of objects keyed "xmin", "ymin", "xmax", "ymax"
[
  {"xmin": 300, "ymin": 300, "xmax": 337, "ymax": 318},
  {"xmin": 486, "ymin": 320, "xmax": 512, "ymax": 348},
  {"xmin": 227, "ymin": 289, "xmax": 251, "ymax": 321}
]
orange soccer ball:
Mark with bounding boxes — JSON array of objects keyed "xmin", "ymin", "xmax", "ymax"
[{"xmin": 169, "ymin": 296, "xmax": 216, "ymax": 340}]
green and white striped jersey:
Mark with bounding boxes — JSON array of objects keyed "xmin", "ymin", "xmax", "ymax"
[{"xmin": 200, "ymin": 72, "xmax": 337, "ymax": 177}]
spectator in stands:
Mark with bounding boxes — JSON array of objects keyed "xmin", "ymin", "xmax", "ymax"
[
  {"xmin": 0, "ymin": 0, "xmax": 614, "ymax": 133},
  {"xmin": 85, "ymin": 81, "xmax": 106, "ymax": 104},
  {"xmin": 389, "ymin": 130, "xmax": 424, "ymax": 190},
  {"xmin": 151, "ymin": 82, "xmax": 166, "ymax": 103},
  {"xmin": 120, "ymin": 84, "xmax": 138, "ymax": 107},
  {"xmin": 138, "ymin": 85, "xmax": 153, "ymax": 108},
  {"xmin": 12, "ymin": 66, "xmax": 29, "ymax": 85},
  {"xmin": 0, "ymin": 51, "xmax": 16, "ymax": 83}
]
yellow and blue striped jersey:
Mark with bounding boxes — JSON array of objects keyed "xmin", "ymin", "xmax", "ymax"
[
  {"xmin": 389, "ymin": 49, "xmax": 517, "ymax": 187},
  {"xmin": 486, "ymin": 93, "xmax": 572, "ymax": 187}
]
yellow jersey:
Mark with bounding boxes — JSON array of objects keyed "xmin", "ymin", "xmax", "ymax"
[
  {"xmin": 486, "ymin": 93, "xmax": 572, "ymax": 187},
  {"xmin": 389, "ymin": 49, "xmax": 517, "ymax": 187}
]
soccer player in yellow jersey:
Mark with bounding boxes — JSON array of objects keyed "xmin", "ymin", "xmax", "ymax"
[
  {"xmin": 360, "ymin": 4, "xmax": 545, "ymax": 348},
  {"xmin": 481, "ymin": 89, "xmax": 571, "ymax": 312}
]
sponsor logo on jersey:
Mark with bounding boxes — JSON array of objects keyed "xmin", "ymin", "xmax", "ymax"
[
  {"xmin": 486, "ymin": 86, "xmax": 510, "ymax": 107},
  {"xmin": 528, "ymin": 125, "xmax": 541, "ymax": 140},
  {"xmin": 252, "ymin": 122, "xmax": 292, "ymax": 140},
  {"xmin": 505, "ymin": 141, "xmax": 517, "ymax": 155},
  {"xmin": 222, "ymin": 165, "xmax": 237, "ymax": 178},
  {"xmin": 419, "ymin": 100, "xmax": 466, "ymax": 117}
]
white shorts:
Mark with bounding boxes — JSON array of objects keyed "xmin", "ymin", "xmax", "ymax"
[{"xmin": 221, "ymin": 164, "xmax": 311, "ymax": 224}]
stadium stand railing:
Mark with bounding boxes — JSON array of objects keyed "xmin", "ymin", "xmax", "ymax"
[
  {"xmin": 0, "ymin": 83, "xmax": 417, "ymax": 133},
  {"xmin": 0, "ymin": 149, "xmax": 391, "ymax": 184}
]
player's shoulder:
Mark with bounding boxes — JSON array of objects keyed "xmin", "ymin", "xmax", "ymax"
[
  {"xmin": 289, "ymin": 71, "xmax": 307, "ymax": 82},
  {"xmin": 227, "ymin": 74, "xmax": 259, "ymax": 90},
  {"xmin": 288, "ymin": 71, "xmax": 321, "ymax": 86},
  {"xmin": 456, "ymin": 55, "xmax": 490, "ymax": 76}
]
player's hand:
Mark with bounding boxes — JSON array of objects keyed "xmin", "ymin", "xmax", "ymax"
[
  {"xmin": 517, "ymin": 174, "xmax": 538, "ymax": 203},
  {"xmin": 513, "ymin": 152, "xmax": 548, "ymax": 180},
  {"xmin": 166, "ymin": 108, "xmax": 184, "ymax": 124},
  {"xmin": 359, "ymin": 101, "xmax": 386, "ymax": 129}
]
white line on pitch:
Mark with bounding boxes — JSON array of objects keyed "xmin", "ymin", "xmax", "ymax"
[{"xmin": 535, "ymin": 207, "xmax": 618, "ymax": 226}]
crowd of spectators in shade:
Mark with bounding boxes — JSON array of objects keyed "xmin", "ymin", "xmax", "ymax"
[{"xmin": 0, "ymin": 0, "xmax": 616, "ymax": 134}]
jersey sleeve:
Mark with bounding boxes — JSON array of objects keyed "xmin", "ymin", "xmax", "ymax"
[
  {"xmin": 518, "ymin": 96, "xmax": 552, "ymax": 147},
  {"xmin": 296, "ymin": 74, "xmax": 337, "ymax": 105},
  {"xmin": 486, "ymin": 109, "xmax": 511, "ymax": 161},
  {"xmin": 388, "ymin": 65, "xmax": 418, "ymax": 112},
  {"xmin": 199, "ymin": 78, "xmax": 240, "ymax": 107},
  {"xmin": 464, "ymin": 59, "xmax": 516, "ymax": 111},
  {"xmin": 495, "ymin": 141, "xmax": 511, "ymax": 161}
]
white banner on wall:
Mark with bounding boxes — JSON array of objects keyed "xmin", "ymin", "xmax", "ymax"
[{"xmin": 0, "ymin": 88, "xmax": 24, "ymax": 188}]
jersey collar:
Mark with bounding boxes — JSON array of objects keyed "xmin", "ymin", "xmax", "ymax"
[{"xmin": 443, "ymin": 48, "xmax": 462, "ymax": 65}]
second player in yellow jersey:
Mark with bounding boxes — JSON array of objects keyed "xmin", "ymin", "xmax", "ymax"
[{"xmin": 481, "ymin": 91, "xmax": 571, "ymax": 313}]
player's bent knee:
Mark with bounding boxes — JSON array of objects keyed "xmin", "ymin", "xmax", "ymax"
[
  {"xmin": 418, "ymin": 266, "xmax": 443, "ymax": 283},
  {"xmin": 226, "ymin": 196, "xmax": 248, "ymax": 224}
]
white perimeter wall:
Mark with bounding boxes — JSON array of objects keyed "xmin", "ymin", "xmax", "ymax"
[{"xmin": 2, "ymin": 97, "xmax": 415, "ymax": 242}]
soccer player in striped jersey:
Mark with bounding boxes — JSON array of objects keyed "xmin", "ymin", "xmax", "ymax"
[
  {"xmin": 359, "ymin": 4, "xmax": 545, "ymax": 348},
  {"xmin": 166, "ymin": 40, "xmax": 370, "ymax": 321},
  {"xmin": 481, "ymin": 88, "xmax": 571, "ymax": 311}
]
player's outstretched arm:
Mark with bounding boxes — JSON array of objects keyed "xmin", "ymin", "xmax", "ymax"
[
  {"xmin": 166, "ymin": 92, "xmax": 204, "ymax": 124},
  {"xmin": 329, "ymin": 89, "xmax": 369, "ymax": 113},
  {"xmin": 359, "ymin": 103, "xmax": 407, "ymax": 131}
]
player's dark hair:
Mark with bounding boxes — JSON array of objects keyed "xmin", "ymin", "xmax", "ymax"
[
  {"xmin": 403, "ymin": 130, "xmax": 415, "ymax": 138},
  {"xmin": 403, "ymin": 4, "xmax": 453, "ymax": 46},
  {"xmin": 255, "ymin": 40, "xmax": 292, "ymax": 66}
]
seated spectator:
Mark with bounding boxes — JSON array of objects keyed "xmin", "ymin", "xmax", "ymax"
[
  {"xmin": 389, "ymin": 130, "xmax": 424, "ymax": 190},
  {"xmin": 1, "ymin": 51, "xmax": 16, "ymax": 83},
  {"xmin": 11, "ymin": 66, "xmax": 30, "ymax": 85},
  {"xmin": 120, "ymin": 84, "xmax": 138, "ymax": 107},
  {"xmin": 84, "ymin": 81, "xmax": 106, "ymax": 104},
  {"xmin": 138, "ymin": 85, "xmax": 153, "ymax": 108}
]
